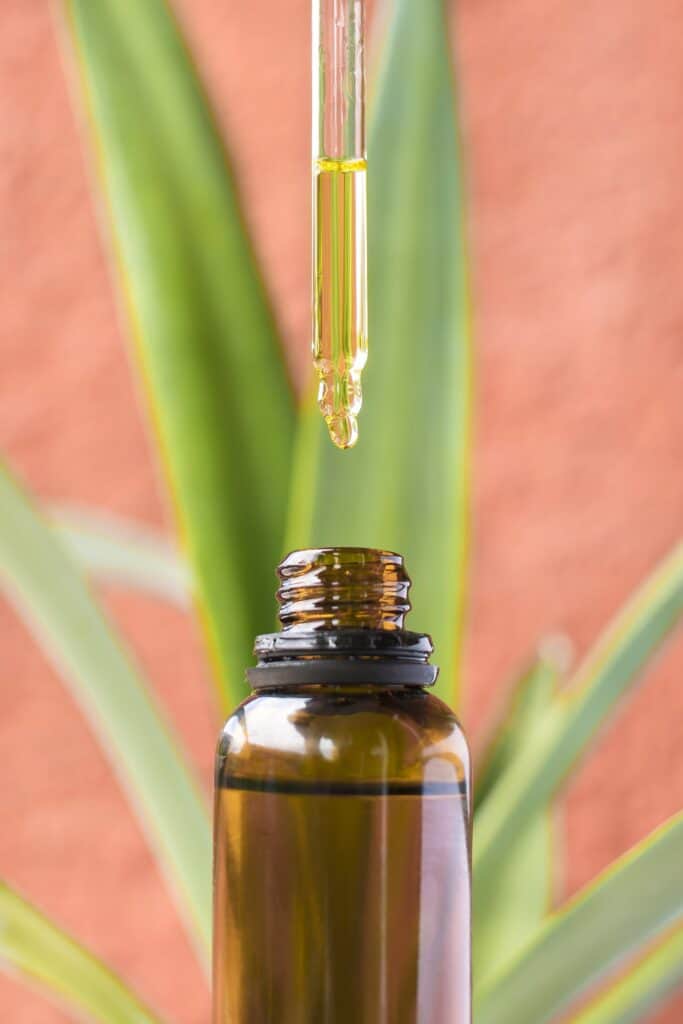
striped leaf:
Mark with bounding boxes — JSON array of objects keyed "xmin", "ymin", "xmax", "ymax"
[
  {"xmin": 62, "ymin": 0, "xmax": 295, "ymax": 712},
  {"xmin": 0, "ymin": 465, "xmax": 211, "ymax": 962},
  {"xmin": 0, "ymin": 883, "xmax": 163, "ymax": 1024},
  {"xmin": 474, "ymin": 544, "xmax": 683, "ymax": 897},
  {"xmin": 473, "ymin": 656, "xmax": 559, "ymax": 983},
  {"xmin": 572, "ymin": 927, "xmax": 683, "ymax": 1024},
  {"xmin": 51, "ymin": 505, "xmax": 190, "ymax": 608},
  {"xmin": 475, "ymin": 814, "xmax": 683, "ymax": 1024}
]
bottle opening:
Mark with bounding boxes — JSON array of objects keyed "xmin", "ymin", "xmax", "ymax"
[{"xmin": 277, "ymin": 547, "xmax": 410, "ymax": 633}]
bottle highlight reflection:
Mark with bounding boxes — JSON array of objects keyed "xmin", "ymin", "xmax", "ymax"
[{"xmin": 212, "ymin": 549, "xmax": 472, "ymax": 1023}]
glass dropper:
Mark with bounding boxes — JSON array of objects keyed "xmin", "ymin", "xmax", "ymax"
[{"xmin": 312, "ymin": 0, "xmax": 368, "ymax": 450}]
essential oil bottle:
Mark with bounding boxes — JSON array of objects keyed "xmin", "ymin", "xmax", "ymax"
[{"xmin": 212, "ymin": 548, "xmax": 471, "ymax": 1023}]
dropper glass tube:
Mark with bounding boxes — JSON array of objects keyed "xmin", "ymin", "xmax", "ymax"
[{"xmin": 313, "ymin": 0, "xmax": 368, "ymax": 450}]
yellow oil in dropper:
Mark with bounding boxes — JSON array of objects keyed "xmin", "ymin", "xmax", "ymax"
[
  {"xmin": 314, "ymin": 156, "xmax": 367, "ymax": 449},
  {"xmin": 313, "ymin": 0, "xmax": 367, "ymax": 450}
]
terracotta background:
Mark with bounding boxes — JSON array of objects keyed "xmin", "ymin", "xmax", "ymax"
[{"xmin": 1, "ymin": 1, "xmax": 682, "ymax": 1021}]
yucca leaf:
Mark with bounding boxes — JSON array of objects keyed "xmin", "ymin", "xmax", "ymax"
[
  {"xmin": 0, "ymin": 883, "xmax": 163, "ymax": 1024},
  {"xmin": 286, "ymin": 0, "xmax": 471, "ymax": 704},
  {"xmin": 61, "ymin": 0, "xmax": 295, "ymax": 713},
  {"xmin": 473, "ymin": 657, "xmax": 558, "ymax": 982},
  {"xmin": 0, "ymin": 465, "xmax": 211, "ymax": 962},
  {"xmin": 474, "ymin": 816, "xmax": 554, "ymax": 992},
  {"xmin": 474, "ymin": 654, "xmax": 561, "ymax": 810},
  {"xmin": 474, "ymin": 813, "xmax": 683, "ymax": 1024},
  {"xmin": 51, "ymin": 506, "xmax": 190, "ymax": 608},
  {"xmin": 572, "ymin": 927, "xmax": 683, "ymax": 1024},
  {"xmin": 474, "ymin": 544, "xmax": 683, "ymax": 894}
]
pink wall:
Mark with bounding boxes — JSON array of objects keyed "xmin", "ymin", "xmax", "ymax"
[{"xmin": 1, "ymin": 1, "xmax": 681, "ymax": 1021}]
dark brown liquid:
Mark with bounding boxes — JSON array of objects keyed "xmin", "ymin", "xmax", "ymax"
[{"xmin": 213, "ymin": 779, "xmax": 470, "ymax": 1023}]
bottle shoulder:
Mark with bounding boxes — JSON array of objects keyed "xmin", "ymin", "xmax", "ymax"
[{"xmin": 216, "ymin": 687, "xmax": 470, "ymax": 787}]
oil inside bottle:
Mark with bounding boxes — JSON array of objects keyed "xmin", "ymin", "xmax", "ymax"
[
  {"xmin": 313, "ymin": 156, "xmax": 368, "ymax": 450},
  {"xmin": 213, "ymin": 777, "xmax": 470, "ymax": 1022}
]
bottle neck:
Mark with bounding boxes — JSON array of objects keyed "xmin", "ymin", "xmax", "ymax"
[
  {"xmin": 248, "ymin": 548, "xmax": 438, "ymax": 691},
  {"xmin": 277, "ymin": 547, "xmax": 410, "ymax": 631}
]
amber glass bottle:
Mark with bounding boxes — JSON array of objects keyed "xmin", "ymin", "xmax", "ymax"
[{"xmin": 213, "ymin": 548, "xmax": 471, "ymax": 1023}]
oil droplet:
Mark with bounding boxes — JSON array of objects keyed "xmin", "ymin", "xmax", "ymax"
[{"xmin": 328, "ymin": 412, "xmax": 358, "ymax": 450}]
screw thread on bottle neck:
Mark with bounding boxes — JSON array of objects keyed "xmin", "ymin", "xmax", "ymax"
[{"xmin": 277, "ymin": 548, "xmax": 411, "ymax": 633}]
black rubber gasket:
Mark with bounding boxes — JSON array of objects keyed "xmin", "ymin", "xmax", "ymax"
[
  {"xmin": 247, "ymin": 659, "xmax": 438, "ymax": 689},
  {"xmin": 254, "ymin": 628, "xmax": 433, "ymax": 662}
]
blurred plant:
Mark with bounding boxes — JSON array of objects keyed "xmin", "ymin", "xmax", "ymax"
[{"xmin": 0, "ymin": 0, "xmax": 681, "ymax": 1021}]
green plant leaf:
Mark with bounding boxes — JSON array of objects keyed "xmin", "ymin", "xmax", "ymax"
[
  {"xmin": 286, "ymin": 0, "xmax": 471, "ymax": 704},
  {"xmin": 474, "ymin": 813, "xmax": 683, "ymax": 1024},
  {"xmin": 51, "ymin": 505, "xmax": 190, "ymax": 607},
  {"xmin": 0, "ymin": 883, "xmax": 163, "ymax": 1024},
  {"xmin": 474, "ymin": 654, "xmax": 561, "ymax": 810},
  {"xmin": 473, "ymin": 656, "xmax": 559, "ymax": 983},
  {"xmin": 474, "ymin": 816, "xmax": 554, "ymax": 990},
  {"xmin": 474, "ymin": 544, "xmax": 683, "ymax": 896},
  {"xmin": 61, "ymin": 0, "xmax": 295, "ymax": 713},
  {"xmin": 0, "ymin": 465, "xmax": 211, "ymax": 963},
  {"xmin": 572, "ymin": 927, "xmax": 683, "ymax": 1024}
]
